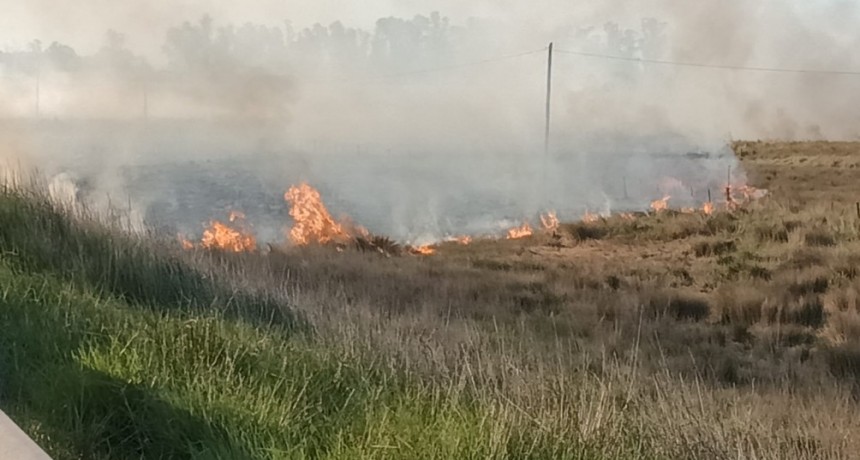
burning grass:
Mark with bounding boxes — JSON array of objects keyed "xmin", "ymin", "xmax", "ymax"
[{"xmin": 4, "ymin": 142, "xmax": 860, "ymax": 459}]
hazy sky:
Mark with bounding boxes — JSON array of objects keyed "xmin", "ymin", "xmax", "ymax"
[
  {"xmin": 0, "ymin": 1, "xmax": 505, "ymax": 55},
  {"xmin": 2, "ymin": 1, "xmax": 855, "ymax": 58}
]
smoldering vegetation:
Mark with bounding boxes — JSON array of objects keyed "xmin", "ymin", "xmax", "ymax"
[
  {"xmin": 2, "ymin": 3, "xmax": 859, "ymax": 244},
  {"xmin": 3, "ymin": 141, "xmax": 860, "ymax": 458}
]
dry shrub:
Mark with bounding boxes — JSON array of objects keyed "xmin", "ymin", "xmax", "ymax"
[
  {"xmin": 563, "ymin": 222, "xmax": 608, "ymax": 241},
  {"xmin": 833, "ymin": 252, "xmax": 860, "ymax": 280},
  {"xmin": 754, "ymin": 221, "xmax": 790, "ymax": 243},
  {"xmin": 502, "ymin": 281, "xmax": 567, "ymax": 315},
  {"xmin": 647, "ymin": 290, "xmax": 711, "ymax": 321},
  {"xmin": 820, "ymin": 310, "xmax": 860, "ymax": 345},
  {"xmin": 657, "ymin": 214, "xmax": 711, "ymax": 239},
  {"xmin": 805, "ymin": 227, "xmax": 837, "ymax": 247},
  {"xmin": 705, "ymin": 212, "xmax": 740, "ymax": 234},
  {"xmin": 763, "ymin": 296, "xmax": 826, "ymax": 328},
  {"xmin": 773, "ymin": 267, "xmax": 831, "ymax": 297},
  {"xmin": 821, "ymin": 285, "xmax": 860, "ymax": 344},
  {"xmin": 749, "ymin": 323, "xmax": 817, "ymax": 348},
  {"xmin": 780, "ymin": 248, "xmax": 829, "ymax": 271},
  {"xmin": 693, "ymin": 239, "xmax": 736, "ymax": 257},
  {"xmin": 823, "ymin": 344, "xmax": 860, "ymax": 379},
  {"xmin": 822, "ymin": 284, "xmax": 860, "ymax": 314},
  {"xmin": 713, "ymin": 284, "xmax": 767, "ymax": 325}
]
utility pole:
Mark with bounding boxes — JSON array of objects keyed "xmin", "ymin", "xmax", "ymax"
[
  {"xmin": 544, "ymin": 42, "xmax": 553, "ymax": 157},
  {"xmin": 541, "ymin": 42, "xmax": 554, "ymax": 209}
]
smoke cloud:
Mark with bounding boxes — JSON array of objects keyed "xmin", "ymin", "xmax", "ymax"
[{"xmin": 1, "ymin": 1, "xmax": 858, "ymax": 242}]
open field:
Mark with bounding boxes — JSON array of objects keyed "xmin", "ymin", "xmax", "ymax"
[{"xmin": 2, "ymin": 141, "xmax": 860, "ymax": 459}]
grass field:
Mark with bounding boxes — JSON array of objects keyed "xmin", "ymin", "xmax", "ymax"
[{"xmin": 3, "ymin": 141, "xmax": 860, "ymax": 459}]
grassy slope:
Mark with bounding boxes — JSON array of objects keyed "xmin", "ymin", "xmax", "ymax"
[
  {"xmin": 4, "ymin": 141, "xmax": 860, "ymax": 459},
  {"xmin": 0, "ymin": 189, "xmax": 653, "ymax": 459}
]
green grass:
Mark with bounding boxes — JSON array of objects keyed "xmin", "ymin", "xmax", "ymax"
[
  {"xmin": 3, "ymin": 181, "xmax": 860, "ymax": 459},
  {"xmin": 0, "ymin": 186, "xmax": 661, "ymax": 459}
]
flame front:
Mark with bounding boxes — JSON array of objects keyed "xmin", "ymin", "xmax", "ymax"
[
  {"xmin": 650, "ymin": 195, "xmax": 671, "ymax": 213},
  {"xmin": 702, "ymin": 202, "xmax": 715, "ymax": 215},
  {"xmin": 540, "ymin": 211, "xmax": 560, "ymax": 231},
  {"xmin": 582, "ymin": 211, "xmax": 600, "ymax": 223},
  {"xmin": 507, "ymin": 222, "xmax": 533, "ymax": 239},
  {"xmin": 178, "ymin": 234, "xmax": 195, "ymax": 250},
  {"xmin": 285, "ymin": 183, "xmax": 351, "ymax": 245},
  {"xmin": 200, "ymin": 220, "xmax": 256, "ymax": 252},
  {"xmin": 411, "ymin": 245, "xmax": 436, "ymax": 255},
  {"xmin": 446, "ymin": 235, "xmax": 472, "ymax": 245}
]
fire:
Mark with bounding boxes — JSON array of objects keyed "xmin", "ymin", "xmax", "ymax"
[
  {"xmin": 650, "ymin": 195, "xmax": 671, "ymax": 213},
  {"xmin": 178, "ymin": 234, "xmax": 195, "ymax": 250},
  {"xmin": 619, "ymin": 212, "xmax": 636, "ymax": 221},
  {"xmin": 446, "ymin": 235, "xmax": 473, "ymax": 245},
  {"xmin": 582, "ymin": 211, "xmax": 600, "ymax": 223},
  {"xmin": 285, "ymin": 183, "xmax": 352, "ymax": 245},
  {"xmin": 200, "ymin": 219, "xmax": 256, "ymax": 252},
  {"xmin": 410, "ymin": 245, "xmax": 436, "ymax": 255},
  {"xmin": 507, "ymin": 222, "xmax": 533, "ymax": 239},
  {"xmin": 736, "ymin": 185, "xmax": 768, "ymax": 202},
  {"xmin": 540, "ymin": 211, "xmax": 560, "ymax": 231},
  {"xmin": 702, "ymin": 202, "xmax": 715, "ymax": 215},
  {"xmin": 680, "ymin": 207, "xmax": 696, "ymax": 214}
]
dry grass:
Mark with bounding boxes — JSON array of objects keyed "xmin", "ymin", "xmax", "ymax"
[{"xmin": 4, "ymin": 141, "xmax": 860, "ymax": 458}]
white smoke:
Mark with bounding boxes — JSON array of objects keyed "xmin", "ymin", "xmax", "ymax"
[{"xmin": 1, "ymin": 1, "xmax": 857, "ymax": 241}]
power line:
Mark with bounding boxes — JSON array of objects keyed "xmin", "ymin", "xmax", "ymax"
[
  {"xmin": 554, "ymin": 48, "xmax": 860, "ymax": 76},
  {"xmin": 311, "ymin": 47, "xmax": 548, "ymax": 84}
]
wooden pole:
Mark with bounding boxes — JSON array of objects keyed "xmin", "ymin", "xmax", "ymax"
[
  {"xmin": 541, "ymin": 43, "xmax": 554, "ymax": 208},
  {"xmin": 544, "ymin": 42, "xmax": 553, "ymax": 158},
  {"xmin": 725, "ymin": 165, "xmax": 732, "ymax": 203}
]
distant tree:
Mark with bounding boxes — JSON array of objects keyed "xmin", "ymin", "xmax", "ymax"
[{"xmin": 44, "ymin": 42, "xmax": 82, "ymax": 72}]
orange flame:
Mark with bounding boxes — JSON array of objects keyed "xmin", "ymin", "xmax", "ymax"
[
  {"xmin": 507, "ymin": 222, "xmax": 533, "ymax": 239},
  {"xmin": 702, "ymin": 202, "xmax": 715, "ymax": 215},
  {"xmin": 446, "ymin": 235, "xmax": 473, "ymax": 245},
  {"xmin": 200, "ymin": 220, "xmax": 256, "ymax": 252},
  {"xmin": 285, "ymin": 183, "xmax": 351, "ymax": 245},
  {"xmin": 178, "ymin": 234, "xmax": 195, "ymax": 250},
  {"xmin": 410, "ymin": 245, "xmax": 436, "ymax": 255},
  {"xmin": 582, "ymin": 211, "xmax": 600, "ymax": 223},
  {"xmin": 650, "ymin": 195, "xmax": 671, "ymax": 213},
  {"xmin": 540, "ymin": 211, "xmax": 559, "ymax": 231},
  {"xmin": 619, "ymin": 213, "xmax": 636, "ymax": 221}
]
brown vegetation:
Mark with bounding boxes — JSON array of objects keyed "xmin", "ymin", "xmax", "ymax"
[{"xmin": 154, "ymin": 141, "xmax": 860, "ymax": 457}]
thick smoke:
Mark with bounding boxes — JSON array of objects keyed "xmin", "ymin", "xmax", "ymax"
[{"xmin": 1, "ymin": 1, "xmax": 858, "ymax": 243}]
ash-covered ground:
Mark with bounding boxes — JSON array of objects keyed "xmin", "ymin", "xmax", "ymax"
[
  {"xmin": 109, "ymin": 149, "xmax": 739, "ymax": 245},
  {"xmin": 17, "ymin": 121, "xmax": 742, "ymax": 245}
]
